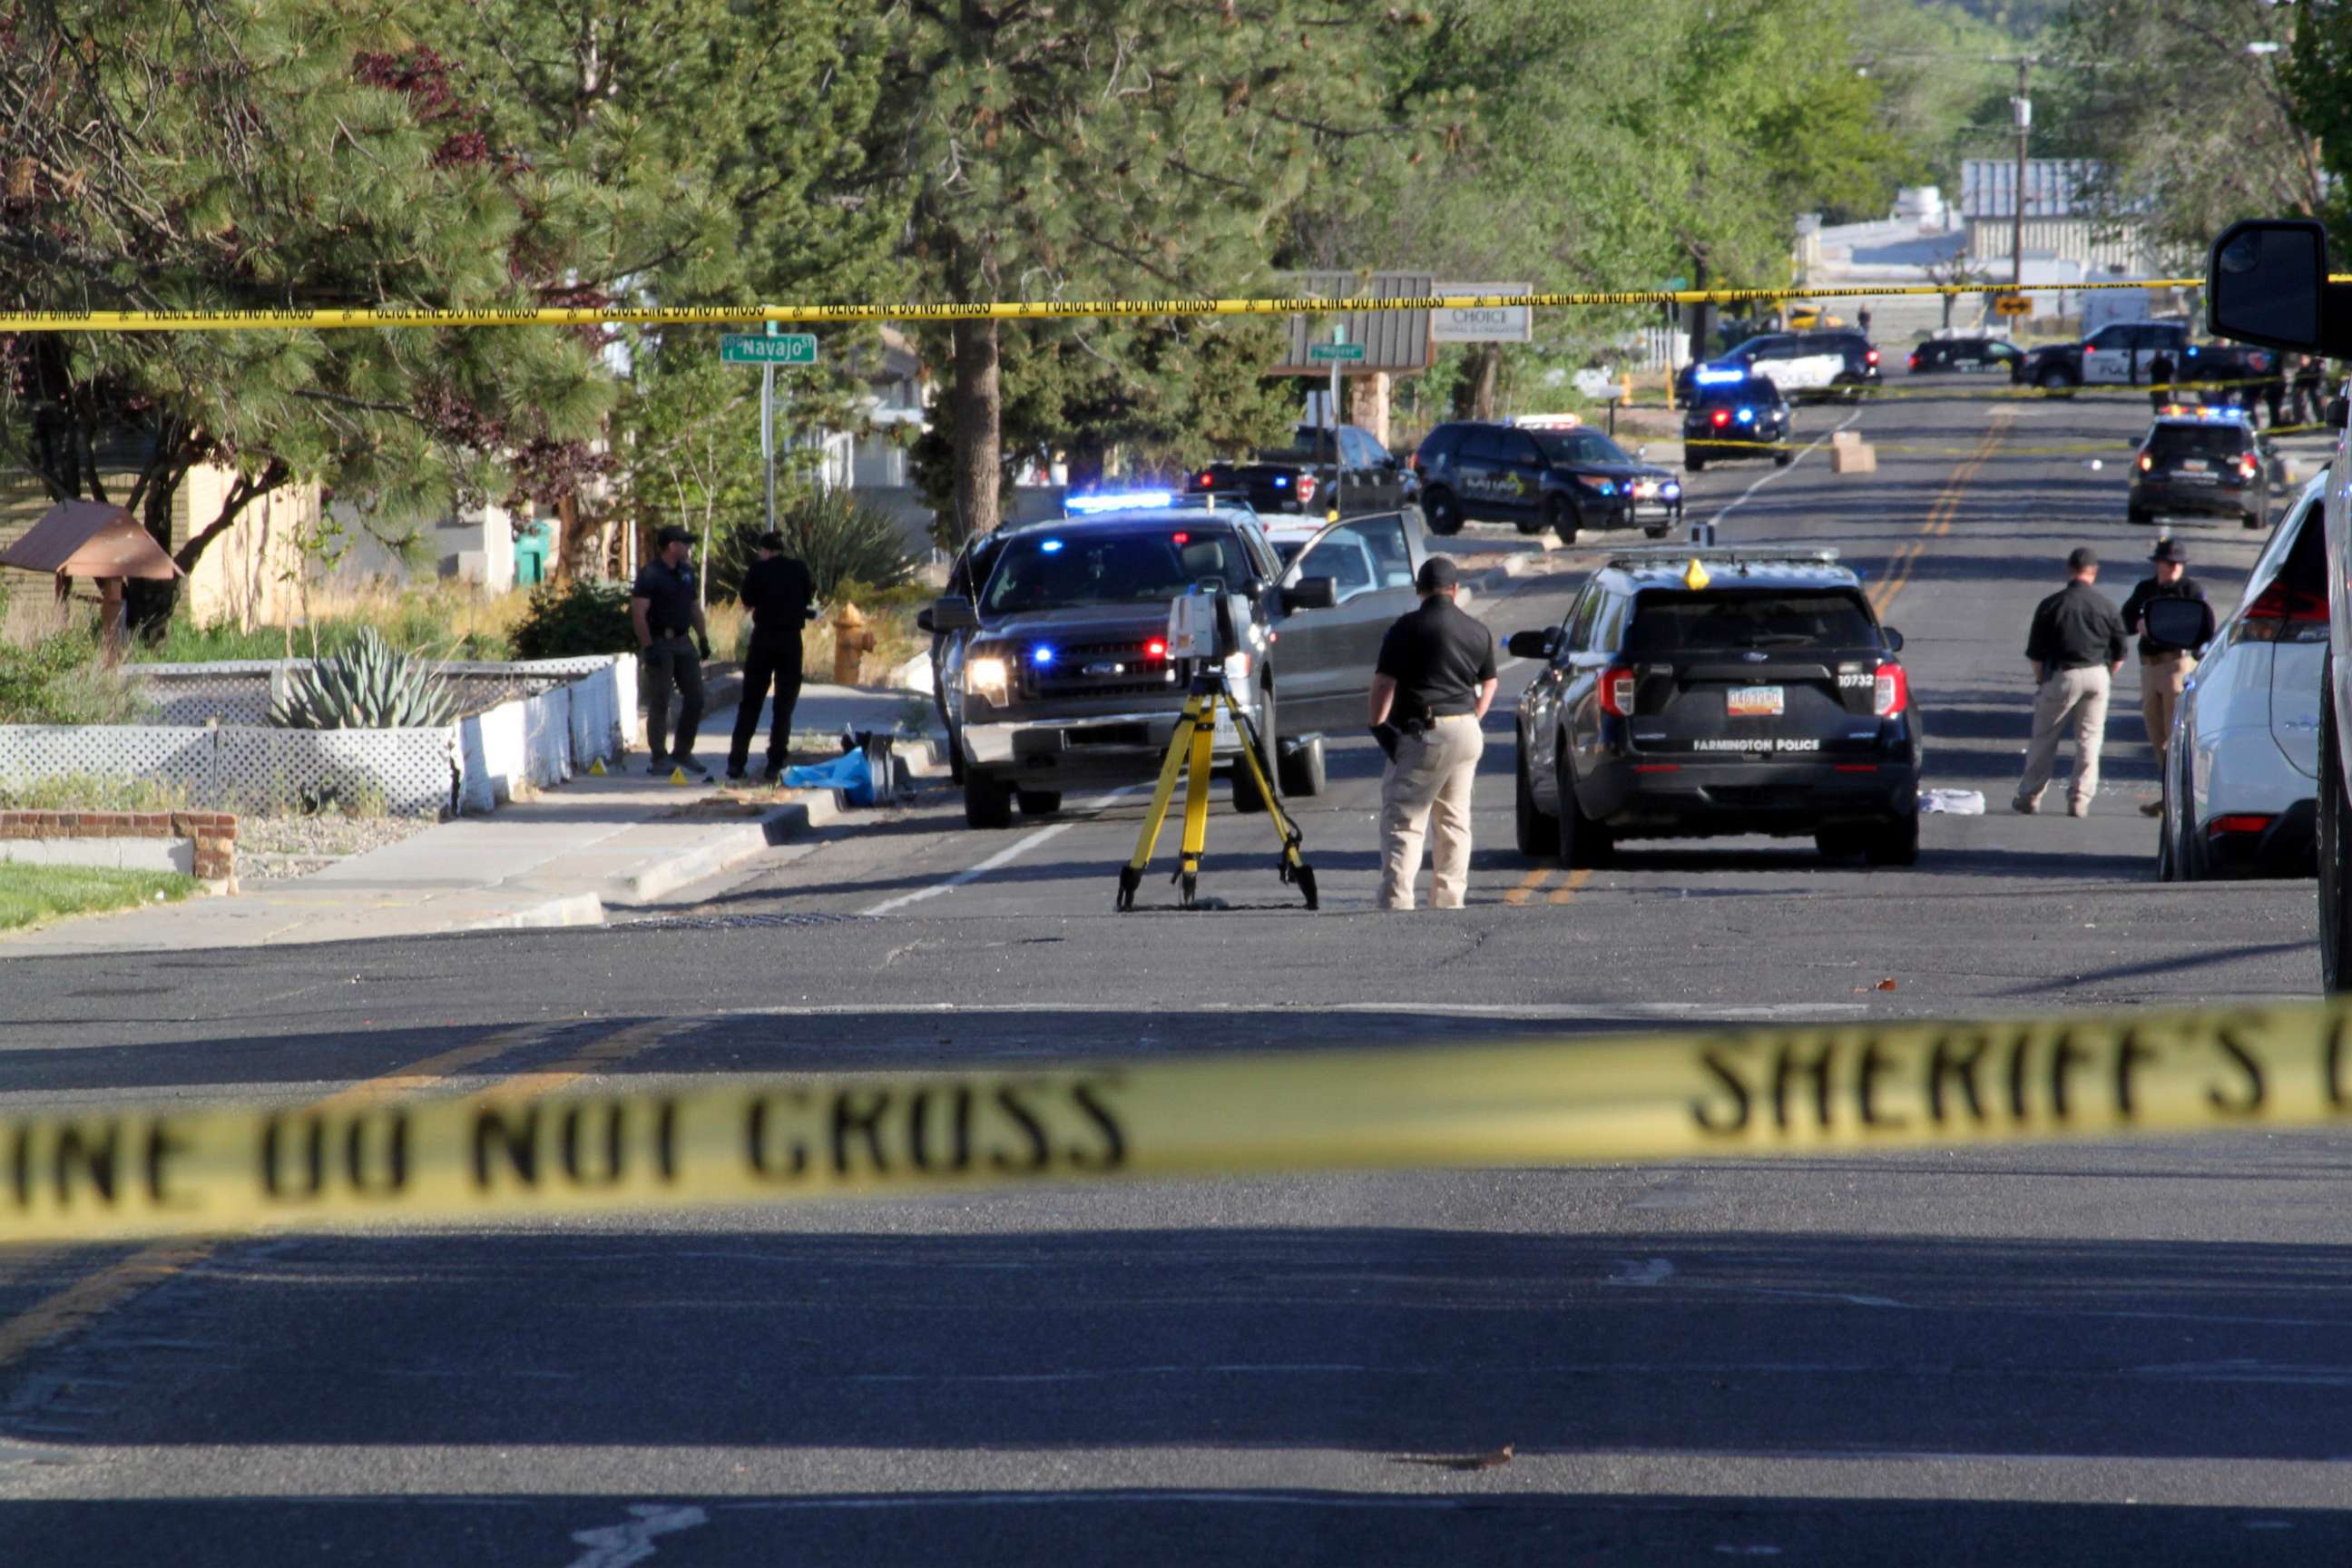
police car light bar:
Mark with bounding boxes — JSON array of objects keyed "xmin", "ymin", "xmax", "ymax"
[
  {"xmin": 1604, "ymin": 545, "xmax": 1842, "ymax": 571},
  {"xmin": 1065, "ymin": 490, "xmax": 1176, "ymax": 514},
  {"xmin": 1513, "ymin": 413, "xmax": 1583, "ymax": 429},
  {"xmin": 1692, "ymin": 366, "xmax": 1749, "ymax": 386}
]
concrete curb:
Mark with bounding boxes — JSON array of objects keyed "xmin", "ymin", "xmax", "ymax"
[
  {"xmin": 610, "ymin": 733, "xmax": 950, "ymax": 906},
  {"xmin": 460, "ymin": 893, "xmax": 608, "ymax": 933}
]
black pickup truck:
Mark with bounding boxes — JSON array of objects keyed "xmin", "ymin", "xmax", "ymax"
[{"xmin": 1188, "ymin": 422, "xmax": 1417, "ymax": 521}]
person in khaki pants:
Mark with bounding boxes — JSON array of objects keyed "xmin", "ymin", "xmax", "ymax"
[
  {"xmin": 2014, "ymin": 547, "xmax": 2128, "ymax": 818},
  {"xmin": 1369, "ymin": 556, "xmax": 1499, "ymax": 910},
  {"xmin": 2118, "ymin": 537, "xmax": 2208, "ymax": 815}
]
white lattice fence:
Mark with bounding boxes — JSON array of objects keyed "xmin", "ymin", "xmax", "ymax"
[{"xmin": 0, "ymin": 724, "xmax": 455, "ymax": 815}]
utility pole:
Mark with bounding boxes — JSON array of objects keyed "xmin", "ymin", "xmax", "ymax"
[
  {"xmin": 2008, "ymin": 54, "xmax": 2033, "ymax": 295},
  {"xmin": 760, "ymin": 318, "xmax": 779, "ymax": 539}
]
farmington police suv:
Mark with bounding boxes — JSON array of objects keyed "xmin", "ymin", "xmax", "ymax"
[{"xmin": 1506, "ymin": 547, "xmax": 1923, "ymax": 867}]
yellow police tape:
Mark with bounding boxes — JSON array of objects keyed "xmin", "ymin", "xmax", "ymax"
[
  {"xmin": 0, "ymin": 279, "xmax": 2216, "ymax": 334},
  {"xmin": 5, "ymin": 1001, "xmax": 2348, "ymax": 1243}
]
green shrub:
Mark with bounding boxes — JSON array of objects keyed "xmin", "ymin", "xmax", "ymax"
[
  {"xmin": 0, "ymin": 629, "xmax": 157, "ymax": 724},
  {"xmin": 268, "ymin": 629, "xmax": 458, "ymax": 730},
  {"xmin": 512, "ymin": 578, "xmax": 635, "ymax": 660},
  {"xmin": 776, "ymin": 489, "xmax": 918, "ymax": 602},
  {"xmin": 0, "ymin": 773, "xmax": 190, "ymax": 812}
]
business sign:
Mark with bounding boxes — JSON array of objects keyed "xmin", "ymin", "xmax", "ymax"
[{"xmin": 1431, "ymin": 282, "xmax": 1534, "ymax": 344}]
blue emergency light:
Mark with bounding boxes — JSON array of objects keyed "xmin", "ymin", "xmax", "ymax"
[
  {"xmin": 1064, "ymin": 490, "xmax": 1174, "ymax": 514},
  {"xmin": 1736, "ymin": 407, "xmax": 1755, "ymax": 424},
  {"xmin": 1039, "ymin": 538, "xmax": 1064, "ymax": 552},
  {"xmin": 1032, "ymin": 644, "xmax": 1056, "ymax": 666},
  {"xmin": 1694, "ymin": 366, "xmax": 1748, "ymax": 387}
]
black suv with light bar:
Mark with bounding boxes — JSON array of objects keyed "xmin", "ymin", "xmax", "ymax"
[
  {"xmin": 1410, "ymin": 419, "xmax": 1682, "ymax": 542},
  {"xmin": 1506, "ymin": 546, "xmax": 1922, "ymax": 867},
  {"xmin": 1681, "ymin": 374, "xmax": 1794, "ymax": 471},
  {"xmin": 2129, "ymin": 407, "xmax": 2269, "ymax": 529},
  {"xmin": 926, "ymin": 507, "xmax": 1431, "ymax": 828}
]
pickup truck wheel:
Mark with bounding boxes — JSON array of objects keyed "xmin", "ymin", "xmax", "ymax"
[
  {"xmin": 1232, "ymin": 685, "xmax": 1278, "ymax": 814},
  {"xmin": 1514, "ymin": 740, "xmax": 1556, "ymax": 858},
  {"xmin": 1686, "ymin": 456, "xmax": 1707, "ymax": 473},
  {"xmin": 1424, "ymin": 487, "xmax": 1464, "ymax": 535},
  {"xmin": 1538, "ymin": 495, "xmax": 1578, "ymax": 544},
  {"xmin": 2320, "ymin": 658, "xmax": 2352, "ymax": 990},
  {"xmin": 2128, "ymin": 505, "xmax": 2153, "ymax": 525},
  {"xmin": 2243, "ymin": 508, "xmax": 2267, "ymax": 530},
  {"xmin": 1015, "ymin": 789, "xmax": 1061, "ymax": 817},
  {"xmin": 1278, "ymin": 734, "xmax": 1326, "ymax": 799},
  {"xmin": 963, "ymin": 769, "xmax": 1014, "ymax": 829},
  {"xmin": 1772, "ymin": 446, "xmax": 1794, "ymax": 468},
  {"xmin": 946, "ymin": 724, "xmax": 966, "ymax": 784},
  {"xmin": 1553, "ymin": 753, "xmax": 1612, "ymax": 868}
]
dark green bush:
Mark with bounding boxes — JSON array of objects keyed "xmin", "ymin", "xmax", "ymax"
[
  {"xmin": 778, "ymin": 488, "xmax": 918, "ymax": 602},
  {"xmin": 511, "ymin": 578, "xmax": 635, "ymax": 660},
  {"xmin": 0, "ymin": 626, "xmax": 156, "ymax": 724}
]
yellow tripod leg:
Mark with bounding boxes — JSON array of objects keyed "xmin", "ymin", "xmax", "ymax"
[
  {"xmin": 1174, "ymin": 696, "xmax": 1218, "ymax": 907},
  {"xmin": 1118, "ymin": 691, "xmax": 1205, "ymax": 910},
  {"xmin": 1223, "ymin": 694, "xmax": 1318, "ymax": 909}
]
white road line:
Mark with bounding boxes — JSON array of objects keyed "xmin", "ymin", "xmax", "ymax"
[
  {"xmin": 1705, "ymin": 405, "xmax": 1867, "ymax": 530},
  {"xmin": 860, "ymin": 785, "xmax": 1141, "ymax": 916}
]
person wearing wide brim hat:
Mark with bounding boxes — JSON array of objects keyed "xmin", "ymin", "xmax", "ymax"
[{"xmin": 2120, "ymin": 535, "xmax": 2209, "ymax": 816}]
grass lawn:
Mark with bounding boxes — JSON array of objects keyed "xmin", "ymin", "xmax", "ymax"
[{"xmin": 0, "ymin": 863, "xmax": 201, "ymax": 933}]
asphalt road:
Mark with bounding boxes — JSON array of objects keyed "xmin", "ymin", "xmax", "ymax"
[{"xmin": 1, "ymin": 383, "xmax": 2341, "ymax": 1565}]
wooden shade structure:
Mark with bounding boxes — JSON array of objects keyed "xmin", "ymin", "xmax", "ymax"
[{"xmin": 0, "ymin": 500, "xmax": 181, "ymax": 662}]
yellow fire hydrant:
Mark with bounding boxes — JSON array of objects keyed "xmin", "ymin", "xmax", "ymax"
[{"xmin": 831, "ymin": 601, "xmax": 877, "ymax": 685}]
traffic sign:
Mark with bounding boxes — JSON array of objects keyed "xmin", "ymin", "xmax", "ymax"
[
  {"xmin": 722, "ymin": 332, "xmax": 818, "ymax": 365},
  {"xmin": 1993, "ymin": 294, "xmax": 2033, "ymax": 318},
  {"xmin": 1308, "ymin": 341, "xmax": 1367, "ymax": 363}
]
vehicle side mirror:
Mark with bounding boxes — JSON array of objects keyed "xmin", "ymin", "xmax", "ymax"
[
  {"xmin": 1282, "ymin": 576, "xmax": 1339, "ymax": 612},
  {"xmin": 2330, "ymin": 395, "xmax": 2349, "ymax": 432},
  {"xmin": 915, "ymin": 608, "xmax": 935, "ymax": 634},
  {"xmin": 1504, "ymin": 628, "xmax": 1558, "ymax": 660},
  {"xmin": 928, "ymin": 595, "xmax": 980, "ymax": 633},
  {"xmin": 2208, "ymin": 219, "xmax": 2336, "ymax": 353},
  {"xmin": 2143, "ymin": 597, "xmax": 2215, "ymax": 651},
  {"xmin": 1882, "ymin": 627, "xmax": 1905, "ymax": 653}
]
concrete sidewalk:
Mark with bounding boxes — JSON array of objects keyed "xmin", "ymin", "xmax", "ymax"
[{"xmin": 2, "ymin": 682, "xmax": 937, "ymax": 957}]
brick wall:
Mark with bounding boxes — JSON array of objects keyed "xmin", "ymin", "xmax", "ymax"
[{"xmin": 0, "ymin": 809, "xmax": 237, "ymax": 884}]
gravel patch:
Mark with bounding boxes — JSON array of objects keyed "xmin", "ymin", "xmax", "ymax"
[{"xmin": 237, "ymin": 814, "xmax": 439, "ymax": 882}]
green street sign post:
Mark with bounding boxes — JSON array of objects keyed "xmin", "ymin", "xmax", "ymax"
[
  {"xmin": 723, "ymin": 332, "xmax": 818, "ymax": 366},
  {"xmin": 1308, "ymin": 341, "xmax": 1366, "ymax": 362}
]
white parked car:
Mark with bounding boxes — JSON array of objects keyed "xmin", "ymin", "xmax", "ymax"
[{"xmin": 2157, "ymin": 469, "xmax": 2328, "ymax": 879}]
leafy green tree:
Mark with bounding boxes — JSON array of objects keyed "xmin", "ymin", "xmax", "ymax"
[
  {"xmin": 875, "ymin": 0, "xmax": 1408, "ymax": 544},
  {"xmin": 0, "ymin": 2, "xmax": 614, "ymax": 627},
  {"xmin": 2051, "ymin": 1, "xmax": 2324, "ymax": 258}
]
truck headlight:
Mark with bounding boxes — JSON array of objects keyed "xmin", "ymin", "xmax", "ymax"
[{"xmin": 965, "ymin": 655, "xmax": 1011, "ymax": 705}]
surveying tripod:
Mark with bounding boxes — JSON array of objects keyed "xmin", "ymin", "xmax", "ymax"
[{"xmin": 1115, "ymin": 666, "xmax": 1318, "ymax": 912}]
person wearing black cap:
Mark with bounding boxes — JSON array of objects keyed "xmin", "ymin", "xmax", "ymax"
[
  {"xmin": 2014, "ymin": 546, "xmax": 2127, "ymax": 818},
  {"xmin": 630, "ymin": 525, "xmax": 713, "ymax": 777},
  {"xmin": 1368, "ymin": 554, "xmax": 1497, "ymax": 909},
  {"xmin": 727, "ymin": 530, "xmax": 817, "ymax": 782},
  {"xmin": 2118, "ymin": 537, "xmax": 2208, "ymax": 815}
]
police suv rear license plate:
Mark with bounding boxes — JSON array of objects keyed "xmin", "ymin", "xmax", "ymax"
[
  {"xmin": 1727, "ymin": 685, "xmax": 1785, "ymax": 718},
  {"xmin": 2183, "ymin": 459, "xmax": 2209, "ymax": 472}
]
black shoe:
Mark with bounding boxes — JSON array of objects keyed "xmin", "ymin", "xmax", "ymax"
[
  {"xmin": 762, "ymin": 761, "xmax": 786, "ymax": 784},
  {"xmin": 674, "ymin": 755, "xmax": 711, "ymax": 779},
  {"xmin": 724, "ymin": 765, "xmax": 750, "ymax": 782},
  {"xmin": 644, "ymin": 756, "xmax": 671, "ymax": 778}
]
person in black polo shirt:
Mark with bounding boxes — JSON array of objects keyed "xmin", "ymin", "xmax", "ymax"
[
  {"xmin": 2014, "ymin": 546, "xmax": 2127, "ymax": 818},
  {"xmin": 727, "ymin": 531, "xmax": 816, "ymax": 782},
  {"xmin": 1368, "ymin": 555, "xmax": 1498, "ymax": 910},
  {"xmin": 630, "ymin": 525, "xmax": 714, "ymax": 777}
]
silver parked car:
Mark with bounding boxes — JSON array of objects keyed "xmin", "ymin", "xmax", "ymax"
[{"xmin": 2157, "ymin": 469, "xmax": 2329, "ymax": 879}]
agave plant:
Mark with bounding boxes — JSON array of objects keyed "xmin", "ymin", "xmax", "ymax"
[{"xmin": 267, "ymin": 630, "xmax": 457, "ymax": 730}]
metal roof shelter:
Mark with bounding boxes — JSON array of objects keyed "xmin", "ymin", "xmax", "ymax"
[
  {"xmin": 1959, "ymin": 159, "xmax": 2112, "ymax": 220},
  {"xmin": 0, "ymin": 499, "xmax": 181, "ymax": 580}
]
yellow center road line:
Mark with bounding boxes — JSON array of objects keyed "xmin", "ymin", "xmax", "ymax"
[
  {"xmin": 0, "ymin": 1015, "xmax": 680, "ymax": 1377},
  {"xmin": 1546, "ymin": 868, "xmax": 1594, "ymax": 906},
  {"xmin": 1502, "ymin": 868, "xmax": 1553, "ymax": 906},
  {"xmin": 1872, "ymin": 413, "xmax": 2014, "ymax": 615}
]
